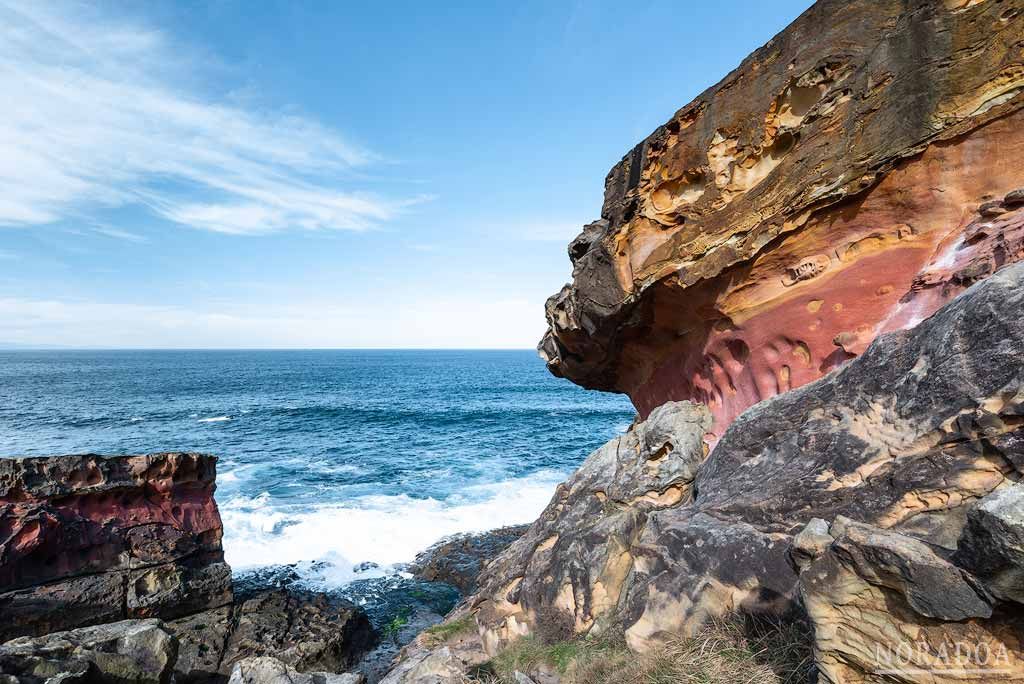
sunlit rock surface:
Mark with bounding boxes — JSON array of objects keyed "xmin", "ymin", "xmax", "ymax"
[{"xmin": 539, "ymin": 0, "xmax": 1024, "ymax": 439}]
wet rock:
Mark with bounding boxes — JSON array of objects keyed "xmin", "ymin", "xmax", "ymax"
[
  {"xmin": 410, "ymin": 525, "xmax": 529, "ymax": 593},
  {"xmin": 167, "ymin": 588, "xmax": 377, "ymax": 682},
  {"xmin": 0, "ymin": 619, "xmax": 177, "ymax": 683}
]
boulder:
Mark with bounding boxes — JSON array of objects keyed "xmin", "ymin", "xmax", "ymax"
[
  {"xmin": 796, "ymin": 514, "xmax": 1024, "ymax": 682},
  {"xmin": 410, "ymin": 525, "xmax": 529, "ymax": 593},
  {"xmin": 227, "ymin": 657, "xmax": 364, "ymax": 684},
  {"xmin": 538, "ymin": 0, "xmax": 1024, "ymax": 441},
  {"xmin": 0, "ymin": 453, "xmax": 231, "ymax": 641},
  {"xmin": 953, "ymin": 483, "xmax": 1024, "ymax": 605},
  {"xmin": 167, "ymin": 588, "xmax": 377, "ymax": 682},
  {"xmin": 0, "ymin": 619, "xmax": 177, "ymax": 683}
]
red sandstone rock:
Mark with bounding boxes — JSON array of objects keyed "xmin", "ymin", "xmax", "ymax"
[
  {"xmin": 0, "ymin": 453, "xmax": 231, "ymax": 640},
  {"xmin": 538, "ymin": 0, "xmax": 1024, "ymax": 439}
]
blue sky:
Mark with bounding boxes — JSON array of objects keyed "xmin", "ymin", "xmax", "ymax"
[{"xmin": 0, "ymin": 0, "xmax": 812, "ymax": 348}]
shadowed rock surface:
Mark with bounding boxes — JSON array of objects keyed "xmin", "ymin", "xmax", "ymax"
[
  {"xmin": 0, "ymin": 452, "xmax": 231, "ymax": 641},
  {"xmin": 539, "ymin": 0, "xmax": 1024, "ymax": 440},
  {"xmin": 410, "ymin": 526, "xmax": 530, "ymax": 593},
  {"xmin": 0, "ymin": 619, "xmax": 178, "ymax": 683}
]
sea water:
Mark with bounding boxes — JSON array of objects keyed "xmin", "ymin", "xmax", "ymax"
[{"xmin": 0, "ymin": 349, "xmax": 634, "ymax": 588}]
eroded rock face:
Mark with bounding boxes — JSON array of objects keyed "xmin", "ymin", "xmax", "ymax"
[
  {"xmin": 0, "ymin": 453, "xmax": 231, "ymax": 641},
  {"xmin": 0, "ymin": 619, "xmax": 178, "ymax": 683},
  {"xmin": 470, "ymin": 400, "xmax": 714, "ymax": 654},
  {"xmin": 410, "ymin": 525, "xmax": 529, "ymax": 593},
  {"xmin": 167, "ymin": 588, "xmax": 377, "ymax": 683},
  {"xmin": 797, "ymin": 511, "xmax": 1024, "ymax": 683},
  {"xmin": 418, "ymin": 262, "xmax": 1024, "ymax": 675},
  {"xmin": 539, "ymin": 0, "xmax": 1024, "ymax": 439}
]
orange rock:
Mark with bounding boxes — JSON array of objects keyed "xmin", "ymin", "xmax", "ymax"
[{"xmin": 539, "ymin": 0, "xmax": 1024, "ymax": 439}]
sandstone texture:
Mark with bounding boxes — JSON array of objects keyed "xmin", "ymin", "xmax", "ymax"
[
  {"xmin": 0, "ymin": 453, "xmax": 377, "ymax": 683},
  {"xmin": 0, "ymin": 453, "xmax": 231, "ymax": 641},
  {"xmin": 539, "ymin": 0, "xmax": 1024, "ymax": 440},
  {"xmin": 385, "ymin": 261, "xmax": 1024, "ymax": 683}
]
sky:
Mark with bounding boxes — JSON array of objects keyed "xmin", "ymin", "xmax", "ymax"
[{"xmin": 0, "ymin": 0, "xmax": 813, "ymax": 349}]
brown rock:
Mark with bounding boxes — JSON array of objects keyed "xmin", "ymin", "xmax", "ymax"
[{"xmin": 538, "ymin": 0, "xmax": 1024, "ymax": 442}]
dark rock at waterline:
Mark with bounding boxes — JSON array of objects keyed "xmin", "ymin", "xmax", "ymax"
[
  {"xmin": 409, "ymin": 525, "xmax": 529, "ymax": 593},
  {"xmin": 168, "ymin": 587, "xmax": 377, "ymax": 682}
]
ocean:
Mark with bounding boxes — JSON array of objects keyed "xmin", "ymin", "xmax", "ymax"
[{"xmin": 0, "ymin": 349, "xmax": 634, "ymax": 589}]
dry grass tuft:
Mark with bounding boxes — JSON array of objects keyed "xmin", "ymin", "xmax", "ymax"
[{"xmin": 470, "ymin": 614, "xmax": 814, "ymax": 684}]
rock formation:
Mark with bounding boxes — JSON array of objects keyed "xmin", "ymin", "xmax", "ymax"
[
  {"xmin": 0, "ymin": 453, "xmax": 230, "ymax": 640},
  {"xmin": 385, "ymin": 260, "xmax": 1024, "ymax": 683},
  {"xmin": 0, "ymin": 619, "xmax": 179, "ymax": 684},
  {"xmin": 0, "ymin": 453, "xmax": 377, "ymax": 683},
  {"xmin": 539, "ymin": 0, "xmax": 1024, "ymax": 440}
]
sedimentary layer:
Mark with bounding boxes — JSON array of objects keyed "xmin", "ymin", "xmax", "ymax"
[
  {"xmin": 539, "ymin": 0, "xmax": 1024, "ymax": 438},
  {"xmin": 0, "ymin": 452, "xmax": 231, "ymax": 640}
]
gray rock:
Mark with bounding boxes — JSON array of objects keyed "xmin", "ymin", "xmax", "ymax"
[
  {"xmin": 954, "ymin": 483, "xmax": 1024, "ymax": 604},
  {"xmin": 0, "ymin": 619, "xmax": 177, "ymax": 683},
  {"xmin": 227, "ymin": 657, "xmax": 364, "ymax": 684},
  {"xmin": 167, "ymin": 588, "xmax": 377, "ymax": 682}
]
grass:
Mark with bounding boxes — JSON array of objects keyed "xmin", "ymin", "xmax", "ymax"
[
  {"xmin": 421, "ymin": 614, "xmax": 478, "ymax": 647},
  {"xmin": 469, "ymin": 614, "xmax": 814, "ymax": 684}
]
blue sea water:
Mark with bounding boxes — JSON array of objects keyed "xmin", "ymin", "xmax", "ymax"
[{"xmin": 0, "ymin": 350, "xmax": 634, "ymax": 587}]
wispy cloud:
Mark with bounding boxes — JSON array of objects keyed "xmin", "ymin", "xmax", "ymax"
[{"xmin": 0, "ymin": 1, "xmax": 412, "ymax": 235}]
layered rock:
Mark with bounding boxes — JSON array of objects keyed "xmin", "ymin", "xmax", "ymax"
[
  {"xmin": 796, "ymin": 510, "xmax": 1024, "ymax": 683},
  {"xmin": 386, "ymin": 261, "xmax": 1024, "ymax": 682},
  {"xmin": 539, "ymin": 0, "xmax": 1024, "ymax": 439},
  {"xmin": 0, "ymin": 453, "xmax": 231, "ymax": 641},
  {"xmin": 0, "ymin": 619, "xmax": 178, "ymax": 684}
]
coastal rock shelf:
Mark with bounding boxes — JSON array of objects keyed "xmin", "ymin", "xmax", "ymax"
[
  {"xmin": 538, "ymin": 0, "xmax": 1024, "ymax": 440},
  {"xmin": 0, "ymin": 452, "xmax": 231, "ymax": 640},
  {"xmin": 0, "ymin": 453, "xmax": 377, "ymax": 683}
]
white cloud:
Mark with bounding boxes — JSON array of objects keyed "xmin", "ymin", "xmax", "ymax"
[
  {"xmin": 0, "ymin": 295, "xmax": 545, "ymax": 349},
  {"xmin": 0, "ymin": 0, "xmax": 410, "ymax": 235}
]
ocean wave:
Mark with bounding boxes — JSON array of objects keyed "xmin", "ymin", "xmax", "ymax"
[
  {"xmin": 219, "ymin": 470, "xmax": 563, "ymax": 588},
  {"xmin": 198, "ymin": 416, "xmax": 231, "ymax": 423}
]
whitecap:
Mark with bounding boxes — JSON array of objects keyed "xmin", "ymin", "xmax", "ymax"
[
  {"xmin": 129, "ymin": 417, "xmax": 144, "ymax": 423},
  {"xmin": 219, "ymin": 470, "xmax": 566, "ymax": 589},
  {"xmin": 198, "ymin": 416, "xmax": 231, "ymax": 423}
]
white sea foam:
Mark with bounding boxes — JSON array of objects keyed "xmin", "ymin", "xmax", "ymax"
[
  {"xmin": 198, "ymin": 416, "xmax": 231, "ymax": 423},
  {"xmin": 219, "ymin": 470, "xmax": 565, "ymax": 588}
]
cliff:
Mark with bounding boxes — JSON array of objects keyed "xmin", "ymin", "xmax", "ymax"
[
  {"xmin": 0, "ymin": 453, "xmax": 376, "ymax": 683},
  {"xmin": 0, "ymin": 452, "xmax": 230, "ymax": 639},
  {"xmin": 539, "ymin": 0, "xmax": 1024, "ymax": 438},
  {"xmin": 382, "ymin": 2, "xmax": 1024, "ymax": 682}
]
